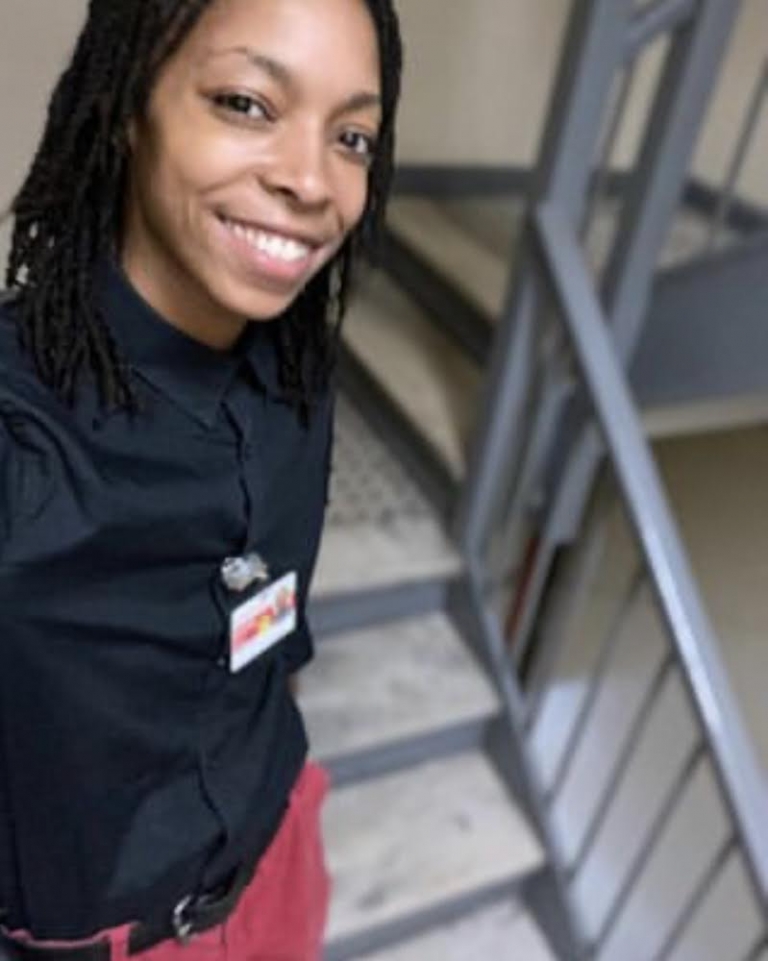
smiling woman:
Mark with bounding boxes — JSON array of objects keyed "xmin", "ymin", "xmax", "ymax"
[{"xmin": 0, "ymin": 0, "xmax": 401, "ymax": 959}]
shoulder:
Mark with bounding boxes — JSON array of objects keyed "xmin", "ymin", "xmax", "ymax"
[
  {"xmin": 0, "ymin": 291, "xmax": 32, "ymax": 383},
  {"xmin": 0, "ymin": 292, "xmax": 70, "ymax": 445},
  {"xmin": 0, "ymin": 292, "xmax": 59, "ymax": 401}
]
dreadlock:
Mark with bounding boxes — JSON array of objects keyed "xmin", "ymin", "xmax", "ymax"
[{"xmin": 3, "ymin": 0, "xmax": 402, "ymax": 416}]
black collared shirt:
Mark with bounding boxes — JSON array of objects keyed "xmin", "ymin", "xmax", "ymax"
[{"xmin": 0, "ymin": 259, "xmax": 333, "ymax": 939}]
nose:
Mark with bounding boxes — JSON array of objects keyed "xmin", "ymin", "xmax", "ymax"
[{"xmin": 260, "ymin": 125, "xmax": 332, "ymax": 210}]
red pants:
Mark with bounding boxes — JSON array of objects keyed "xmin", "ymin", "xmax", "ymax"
[{"xmin": 4, "ymin": 762, "xmax": 332, "ymax": 961}]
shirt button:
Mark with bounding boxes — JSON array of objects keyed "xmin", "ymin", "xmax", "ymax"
[{"xmin": 217, "ymin": 656, "xmax": 227, "ymax": 668}]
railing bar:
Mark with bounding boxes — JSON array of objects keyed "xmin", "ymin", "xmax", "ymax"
[
  {"xmin": 706, "ymin": 58, "xmax": 768, "ymax": 251},
  {"xmin": 524, "ymin": 490, "xmax": 615, "ymax": 732},
  {"xmin": 741, "ymin": 932, "xmax": 768, "ymax": 961},
  {"xmin": 567, "ymin": 652, "xmax": 675, "ymax": 880},
  {"xmin": 624, "ymin": 0, "xmax": 698, "ymax": 62},
  {"xmin": 537, "ymin": 202, "xmax": 768, "ymax": 909},
  {"xmin": 582, "ymin": 63, "xmax": 638, "ymax": 239},
  {"xmin": 652, "ymin": 836, "xmax": 737, "ymax": 961},
  {"xmin": 593, "ymin": 744, "xmax": 705, "ymax": 953},
  {"xmin": 545, "ymin": 567, "xmax": 645, "ymax": 805},
  {"xmin": 493, "ymin": 378, "xmax": 573, "ymax": 664}
]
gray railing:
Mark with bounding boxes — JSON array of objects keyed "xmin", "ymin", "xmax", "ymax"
[
  {"xmin": 456, "ymin": 0, "xmax": 768, "ymax": 956},
  {"xmin": 703, "ymin": 55, "xmax": 768, "ymax": 254},
  {"xmin": 527, "ymin": 203, "xmax": 768, "ymax": 958}
]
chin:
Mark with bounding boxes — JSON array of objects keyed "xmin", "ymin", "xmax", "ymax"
[{"xmin": 209, "ymin": 277, "xmax": 301, "ymax": 325}]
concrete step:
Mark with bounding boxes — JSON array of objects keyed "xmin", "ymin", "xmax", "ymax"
[
  {"xmin": 386, "ymin": 195, "xmax": 732, "ymax": 327},
  {"xmin": 343, "ymin": 270, "xmax": 480, "ymax": 481},
  {"xmin": 386, "ymin": 196, "xmax": 515, "ymax": 320},
  {"xmin": 341, "ymin": 252, "xmax": 761, "ymax": 489},
  {"xmin": 321, "ymin": 750, "xmax": 544, "ymax": 946},
  {"xmin": 300, "ymin": 611, "xmax": 499, "ymax": 765},
  {"xmin": 313, "ymin": 394, "xmax": 461, "ymax": 597},
  {"xmin": 355, "ymin": 900, "xmax": 557, "ymax": 960}
]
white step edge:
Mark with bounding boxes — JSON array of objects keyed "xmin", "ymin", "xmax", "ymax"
[
  {"xmin": 344, "ymin": 270, "xmax": 480, "ymax": 480},
  {"xmin": 299, "ymin": 612, "xmax": 499, "ymax": 761},
  {"xmin": 323, "ymin": 750, "xmax": 544, "ymax": 942},
  {"xmin": 356, "ymin": 900, "xmax": 557, "ymax": 961},
  {"xmin": 313, "ymin": 516, "xmax": 461, "ymax": 598},
  {"xmin": 387, "ymin": 197, "xmax": 512, "ymax": 319}
]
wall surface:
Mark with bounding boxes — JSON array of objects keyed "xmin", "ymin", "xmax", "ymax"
[
  {"xmin": 395, "ymin": 0, "xmax": 768, "ymax": 206},
  {"xmin": 0, "ymin": 1, "xmax": 765, "ymax": 273},
  {"xmin": 0, "ymin": 0, "xmax": 88, "ymax": 270}
]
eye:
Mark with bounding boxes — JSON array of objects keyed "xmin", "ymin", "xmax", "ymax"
[
  {"xmin": 338, "ymin": 129, "xmax": 378, "ymax": 163},
  {"xmin": 211, "ymin": 92, "xmax": 273, "ymax": 123}
]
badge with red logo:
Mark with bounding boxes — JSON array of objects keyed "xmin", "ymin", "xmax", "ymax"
[{"xmin": 229, "ymin": 571, "xmax": 298, "ymax": 673}]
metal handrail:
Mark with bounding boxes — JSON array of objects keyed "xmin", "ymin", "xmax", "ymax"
[{"xmin": 534, "ymin": 200, "xmax": 768, "ymax": 911}]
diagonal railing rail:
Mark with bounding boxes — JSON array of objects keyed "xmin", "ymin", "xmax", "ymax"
[{"xmin": 535, "ymin": 201, "xmax": 768, "ymax": 909}]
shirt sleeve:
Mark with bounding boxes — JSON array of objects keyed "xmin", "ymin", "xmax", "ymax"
[
  {"xmin": 0, "ymin": 403, "xmax": 17, "ymax": 552},
  {"xmin": 282, "ymin": 390, "xmax": 336, "ymax": 674}
]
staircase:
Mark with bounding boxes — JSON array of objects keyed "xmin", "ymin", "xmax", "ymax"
[
  {"xmin": 341, "ymin": 189, "xmax": 767, "ymax": 505},
  {"xmin": 296, "ymin": 0, "xmax": 768, "ymax": 956},
  {"xmin": 302, "ymin": 396, "xmax": 558, "ymax": 960}
]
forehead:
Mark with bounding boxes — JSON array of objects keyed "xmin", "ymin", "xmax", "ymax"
[{"xmin": 177, "ymin": 0, "xmax": 381, "ymax": 89}]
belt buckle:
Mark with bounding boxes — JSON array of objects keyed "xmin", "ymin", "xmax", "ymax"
[{"xmin": 172, "ymin": 893, "xmax": 196, "ymax": 945}]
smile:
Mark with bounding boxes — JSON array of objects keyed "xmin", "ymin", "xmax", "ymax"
[{"xmin": 219, "ymin": 216, "xmax": 314, "ymax": 264}]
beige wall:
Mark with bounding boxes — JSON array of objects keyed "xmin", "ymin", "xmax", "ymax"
[
  {"xmin": 396, "ymin": 0, "xmax": 767, "ymax": 205},
  {"xmin": 0, "ymin": 1, "xmax": 88, "ymax": 268},
  {"xmin": 0, "ymin": 1, "xmax": 765, "ymax": 272}
]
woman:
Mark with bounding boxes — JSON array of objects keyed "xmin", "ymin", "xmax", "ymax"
[{"xmin": 0, "ymin": 0, "xmax": 402, "ymax": 958}]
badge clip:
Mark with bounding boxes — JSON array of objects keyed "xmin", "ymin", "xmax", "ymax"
[{"xmin": 220, "ymin": 552, "xmax": 270, "ymax": 593}]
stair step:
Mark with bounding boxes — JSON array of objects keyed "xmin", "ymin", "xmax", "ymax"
[
  {"xmin": 355, "ymin": 900, "xmax": 557, "ymax": 960},
  {"xmin": 300, "ymin": 612, "xmax": 499, "ymax": 763},
  {"xmin": 313, "ymin": 394, "xmax": 460, "ymax": 596},
  {"xmin": 387, "ymin": 195, "xmax": 731, "ymax": 330},
  {"xmin": 343, "ymin": 271, "xmax": 480, "ymax": 480},
  {"xmin": 341, "ymin": 254, "xmax": 759, "ymax": 487},
  {"xmin": 322, "ymin": 750, "xmax": 544, "ymax": 943},
  {"xmin": 387, "ymin": 197, "xmax": 514, "ymax": 319}
]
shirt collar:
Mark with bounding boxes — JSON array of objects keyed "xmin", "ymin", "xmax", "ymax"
[{"xmin": 95, "ymin": 256, "xmax": 283, "ymax": 427}]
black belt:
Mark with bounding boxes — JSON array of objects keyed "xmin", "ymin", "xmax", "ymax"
[
  {"xmin": 0, "ymin": 834, "xmax": 268, "ymax": 961},
  {"xmin": 0, "ymin": 857, "xmax": 251, "ymax": 961}
]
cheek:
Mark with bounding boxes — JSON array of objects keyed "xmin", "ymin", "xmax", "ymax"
[
  {"xmin": 335, "ymin": 169, "xmax": 370, "ymax": 233},
  {"xmin": 142, "ymin": 128, "xmax": 249, "ymax": 224}
]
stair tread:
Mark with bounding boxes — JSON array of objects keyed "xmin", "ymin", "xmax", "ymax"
[
  {"xmin": 387, "ymin": 195, "xmax": 730, "ymax": 328},
  {"xmin": 314, "ymin": 518, "xmax": 460, "ymax": 597},
  {"xmin": 344, "ymin": 270, "xmax": 480, "ymax": 479},
  {"xmin": 300, "ymin": 612, "xmax": 499, "ymax": 761},
  {"xmin": 313, "ymin": 394, "xmax": 460, "ymax": 595},
  {"xmin": 355, "ymin": 900, "xmax": 557, "ymax": 960},
  {"xmin": 387, "ymin": 197, "xmax": 513, "ymax": 318},
  {"xmin": 323, "ymin": 750, "xmax": 544, "ymax": 941}
]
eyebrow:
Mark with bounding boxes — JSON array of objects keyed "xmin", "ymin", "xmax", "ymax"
[{"xmin": 206, "ymin": 46, "xmax": 382, "ymax": 115}]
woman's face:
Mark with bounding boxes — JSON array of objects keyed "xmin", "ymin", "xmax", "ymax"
[{"xmin": 121, "ymin": 0, "xmax": 382, "ymax": 349}]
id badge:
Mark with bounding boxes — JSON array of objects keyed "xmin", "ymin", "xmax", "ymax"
[{"xmin": 229, "ymin": 571, "xmax": 298, "ymax": 673}]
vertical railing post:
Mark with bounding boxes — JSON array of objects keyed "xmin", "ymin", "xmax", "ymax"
[{"xmin": 456, "ymin": 0, "xmax": 634, "ymax": 558}]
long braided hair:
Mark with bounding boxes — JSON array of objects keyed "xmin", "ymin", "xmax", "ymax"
[{"xmin": 2, "ymin": 0, "xmax": 402, "ymax": 415}]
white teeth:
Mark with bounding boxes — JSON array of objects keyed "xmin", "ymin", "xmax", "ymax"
[{"xmin": 224, "ymin": 218, "xmax": 311, "ymax": 263}]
